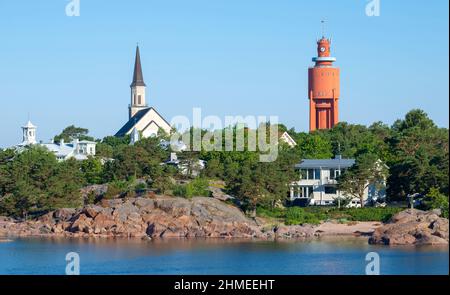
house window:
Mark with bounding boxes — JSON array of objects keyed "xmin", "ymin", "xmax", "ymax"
[
  {"xmin": 330, "ymin": 169, "xmax": 341, "ymax": 179},
  {"xmin": 314, "ymin": 169, "xmax": 320, "ymax": 180},
  {"xmin": 300, "ymin": 169, "xmax": 321, "ymax": 180},
  {"xmin": 306, "ymin": 186, "xmax": 314, "ymax": 197},
  {"xmin": 325, "ymin": 186, "xmax": 337, "ymax": 194}
]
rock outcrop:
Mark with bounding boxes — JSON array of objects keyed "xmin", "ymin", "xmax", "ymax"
[
  {"xmin": 369, "ymin": 209, "xmax": 449, "ymax": 245},
  {"xmin": 274, "ymin": 225, "xmax": 316, "ymax": 239},
  {"xmin": 3, "ymin": 198, "xmax": 445, "ymax": 244},
  {"xmin": 0, "ymin": 196, "xmax": 268, "ymax": 239}
]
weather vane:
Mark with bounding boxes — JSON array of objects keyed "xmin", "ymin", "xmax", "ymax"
[{"xmin": 321, "ymin": 19, "xmax": 326, "ymax": 37}]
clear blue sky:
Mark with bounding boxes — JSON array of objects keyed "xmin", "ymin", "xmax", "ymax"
[{"xmin": 0, "ymin": 0, "xmax": 448, "ymax": 147}]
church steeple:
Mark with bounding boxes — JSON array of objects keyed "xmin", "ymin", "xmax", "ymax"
[
  {"xmin": 131, "ymin": 45, "xmax": 146, "ymax": 87},
  {"xmin": 129, "ymin": 45, "xmax": 148, "ymax": 119}
]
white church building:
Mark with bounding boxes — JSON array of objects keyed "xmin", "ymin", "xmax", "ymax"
[
  {"xmin": 16, "ymin": 120, "xmax": 96, "ymax": 161},
  {"xmin": 115, "ymin": 46, "xmax": 172, "ymax": 139}
]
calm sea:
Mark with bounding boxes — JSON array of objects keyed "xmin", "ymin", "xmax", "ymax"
[{"xmin": 0, "ymin": 237, "xmax": 448, "ymax": 275}]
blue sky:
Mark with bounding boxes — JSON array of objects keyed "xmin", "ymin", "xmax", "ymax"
[{"xmin": 0, "ymin": 0, "xmax": 448, "ymax": 147}]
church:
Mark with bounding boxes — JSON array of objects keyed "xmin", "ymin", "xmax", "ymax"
[{"xmin": 115, "ymin": 46, "xmax": 172, "ymax": 138}]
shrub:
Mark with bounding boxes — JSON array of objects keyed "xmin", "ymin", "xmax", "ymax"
[
  {"xmin": 186, "ymin": 178, "xmax": 210, "ymax": 197},
  {"xmin": 338, "ymin": 207, "xmax": 403, "ymax": 222},
  {"xmin": 172, "ymin": 178, "xmax": 210, "ymax": 199},
  {"xmin": 285, "ymin": 207, "xmax": 322, "ymax": 225},
  {"xmin": 152, "ymin": 177, "xmax": 173, "ymax": 195},
  {"xmin": 256, "ymin": 205, "xmax": 403, "ymax": 225},
  {"xmin": 173, "ymin": 184, "xmax": 187, "ymax": 198},
  {"xmin": 85, "ymin": 191, "xmax": 98, "ymax": 205},
  {"xmin": 421, "ymin": 188, "xmax": 449, "ymax": 219},
  {"xmin": 256, "ymin": 207, "xmax": 285, "ymax": 219},
  {"xmin": 134, "ymin": 182, "xmax": 147, "ymax": 194},
  {"xmin": 104, "ymin": 180, "xmax": 130, "ymax": 199}
]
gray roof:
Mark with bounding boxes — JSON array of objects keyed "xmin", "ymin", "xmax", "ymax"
[
  {"xmin": 130, "ymin": 45, "xmax": 146, "ymax": 87},
  {"xmin": 295, "ymin": 158, "xmax": 355, "ymax": 169},
  {"xmin": 115, "ymin": 108, "xmax": 152, "ymax": 137},
  {"xmin": 41, "ymin": 143, "xmax": 75, "ymax": 157},
  {"xmin": 115, "ymin": 107, "xmax": 171, "ymax": 137}
]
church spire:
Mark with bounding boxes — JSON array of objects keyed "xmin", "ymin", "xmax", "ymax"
[
  {"xmin": 129, "ymin": 45, "xmax": 148, "ymax": 119},
  {"xmin": 131, "ymin": 45, "xmax": 146, "ymax": 87}
]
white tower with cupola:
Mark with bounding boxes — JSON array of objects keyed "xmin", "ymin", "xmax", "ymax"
[{"xmin": 21, "ymin": 120, "xmax": 37, "ymax": 145}]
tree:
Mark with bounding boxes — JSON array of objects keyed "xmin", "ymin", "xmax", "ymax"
[
  {"xmin": 338, "ymin": 153, "xmax": 388, "ymax": 208},
  {"xmin": 293, "ymin": 132, "xmax": 333, "ymax": 159},
  {"xmin": 80, "ymin": 156, "xmax": 104, "ymax": 184},
  {"xmin": 203, "ymin": 158, "xmax": 224, "ymax": 179},
  {"xmin": 387, "ymin": 110, "xmax": 448, "ymax": 200},
  {"xmin": 54, "ymin": 125, "xmax": 94, "ymax": 143},
  {"xmin": 44, "ymin": 158, "xmax": 84, "ymax": 209},
  {"xmin": 178, "ymin": 151, "xmax": 202, "ymax": 178},
  {"xmin": 0, "ymin": 147, "xmax": 84, "ymax": 218}
]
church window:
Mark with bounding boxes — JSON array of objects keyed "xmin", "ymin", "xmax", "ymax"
[{"xmin": 138, "ymin": 95, "xmax": 142, "ymax": 105}]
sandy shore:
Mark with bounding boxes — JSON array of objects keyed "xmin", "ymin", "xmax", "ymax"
[{"xmin": 315, "ymin": 221, "xmax": 383, "ymax": 236}]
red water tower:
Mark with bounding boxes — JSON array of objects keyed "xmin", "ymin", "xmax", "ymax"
[{"xmin": 308, "ymin": 36, "xmax": 340, "ymax": 131}]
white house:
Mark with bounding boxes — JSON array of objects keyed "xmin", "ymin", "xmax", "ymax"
[
  {"xmin": 115, "ymin": 46, "xmax": 172, "ymax": 139},
  {"xmin": 279, "ymin": 131, "xmax": 297, "ymax": 148},
  {"xmin": 163, "ymin": 152, "xmax": 206, "ymax": 177},
  {"xmin": 16, "ymin": 120, "xmax": 96, "ymax": 161},
  {"xmin": 290, "ymin": 155, "xmax": 384, "ymax": 207}
]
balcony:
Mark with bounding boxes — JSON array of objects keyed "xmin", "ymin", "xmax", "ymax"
[{"xmin": 321, "ymin": 177, "xmax": 338, "ymax": 185}]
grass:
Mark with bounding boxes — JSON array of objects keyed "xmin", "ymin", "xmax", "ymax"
[{"xmin": 256, "ymin": 206, "xmax": 404, "ymax": 226}]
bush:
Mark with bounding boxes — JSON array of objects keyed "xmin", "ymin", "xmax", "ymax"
[
  {"xmin": 104, "ymin": 180, "xmax": 130, "ymax": 199},
  {"xmin": 186, "ymin": 178, "xmax": 210, "ymax": 197},
  {"xmin": 174, "ymin": 178, "xmax": 210, "ymax": 199},
  {"xmin": 420, "ymin": 188, "xmax": 449, "ymax": 219},
  {"xmin": 134, "ymin": 182, "xmax": 147, "ymax": 194},
  {"xmin": 256, "ymin": 205, "xmax": 404, "ymax": 225},
  {"xmin": 152, "ymin": 177, "xmax": 173, "ymax": 195},
  {"xmin": 173, "ymin": 184, "xmax": 187, "ymax": 198},
  {"xmin": 334, "ymin": 207, "xmax": 402, "ymax": 222},
  {"xmin": 285, "ymin": 207, "xmax": 322, "ymax": 225},
  {"xmin": 85, "ymin": 191, "xmax": 98, "ymax": 205},
  {"xmin": 256, "ymin": 207, "xmax": 285, "ymax": 219}
]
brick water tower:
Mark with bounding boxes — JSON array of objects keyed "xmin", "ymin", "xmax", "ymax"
[{"xmin": 308, "ymin": 35, "xmax": 340, "ymax": 131}]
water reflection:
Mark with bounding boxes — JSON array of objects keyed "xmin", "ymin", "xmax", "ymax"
[{"xmin": 0, "ymin": 237, "xmax": 448, "ymax": 275}]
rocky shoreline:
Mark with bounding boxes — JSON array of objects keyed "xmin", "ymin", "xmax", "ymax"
[
  {"xmin": 0, "ymin": 196, "xmax": 448, "ymax": 245},
  {"xmin": 369, "ymin": 209, "xmax": 449, "ymax": 245}
]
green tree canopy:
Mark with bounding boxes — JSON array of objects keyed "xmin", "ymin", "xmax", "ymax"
[{"xmin": 54, "ymin": 125, "xmax": 95, "ymax": 143}]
